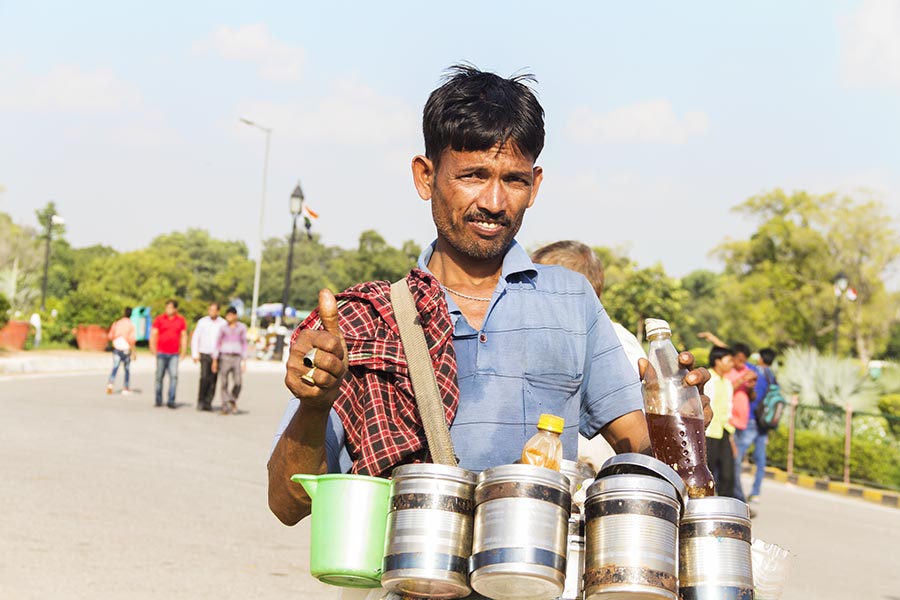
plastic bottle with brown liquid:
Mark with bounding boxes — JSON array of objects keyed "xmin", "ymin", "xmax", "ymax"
[
  {"xmin": 521, "ymin": 414, "xmax": 564, "ymax": 471},
  {"xmin": 642, "ymin": 318, "xmax": 716, "ymax": 497}
]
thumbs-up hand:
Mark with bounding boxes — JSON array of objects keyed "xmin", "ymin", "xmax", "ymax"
[{"xmin": 285, "ymin": 288, "xmax": 349, "ymax": 411}]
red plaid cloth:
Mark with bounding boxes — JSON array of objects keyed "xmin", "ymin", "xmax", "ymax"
[{"xmin": 290, "ymin": 269, "xmax": 459, "ymax": 477}]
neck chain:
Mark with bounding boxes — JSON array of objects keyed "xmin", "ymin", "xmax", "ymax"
[{"xmin": 441, "ymin": 284, "xmax": 493, "ymax": 302}]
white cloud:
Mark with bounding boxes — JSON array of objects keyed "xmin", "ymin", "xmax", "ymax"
[
  {"xmin": 567, "ymin": 100, "xmax": 709, "ymax": 144},
  {"xmin": 0, "ymin": 64, "xmax": 142, "ymax": 112},
  {"xmin": 238, "ymin": 78, "xmax": 418, "ymax": 145},
  {"xmin": 193, "ymin": 24, "xmax": 304, "ymax": 83},
  {"xmin": 839, "ymin": 0, "xmax": 900, "ymax": 88}
]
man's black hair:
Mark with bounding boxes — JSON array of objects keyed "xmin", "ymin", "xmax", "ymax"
[
  {"xmin": 733, "ymin": 342, "xmax": 751, "ymax": 358},
  {"xmin": 166, "ymin": 299, "xmax": 178, "ymax": 309},
  {"xmin": 423, "ymin": 64, "xmax": 545, "ymax": 165},
  {"xmin": 123, "ymin": 307, "xmax": 132, "ymax": 318},
  {"xmin": 759, "ymin": 348, "xmax": 776, "ymax": 366},
  {"xmin": 709, "ymin": 345, "xmax": 734, "ymax": 368},
  {"xmin": 226, "ymin": 306, "xmax": 238, "ymax": 315}
]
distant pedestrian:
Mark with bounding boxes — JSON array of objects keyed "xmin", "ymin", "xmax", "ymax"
[
  {"xmin": 741, "ymin": 348, "xmax": 777, "ymax": 503},
  {"xmin": 107, "ymin": 307, "xmax": 136, "ymax": 395},
  {"xmin": 705, "ymin": 345, "xmax": 737, "ymax": 498},
  {"xmin": 150, "ymin": 299, "xmax": 188, "ymax": 409},
  {"xmin": 212, "ymin": 306, "xmax": 248, "ymax": 415},
  {"xmin": 190, "ymin": 302, "xmax": 225, "ymax": 412}
]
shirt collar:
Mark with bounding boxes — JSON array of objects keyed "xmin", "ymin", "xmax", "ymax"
[{"xmin": 416, "ymin": 240, "xmax": 537, "ymax": 282}]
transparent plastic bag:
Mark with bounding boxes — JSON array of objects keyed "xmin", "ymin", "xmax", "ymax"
[{"xmin": 752, "ymin": 538, "xmax": 793, "ymax": 600}]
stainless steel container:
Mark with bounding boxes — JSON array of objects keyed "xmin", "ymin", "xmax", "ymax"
[
  {"xmin": 679, "ymin": 497, "xmax": 754, "ymax": 600},
  {"xmin": 382, "ymin": 464, "xmax": 477, "ymax": 599},
  {"xmin": 584, "ymin": 474, "xmax": 680, "ymax": 600},
  {"xmin": 470, "ymin": 464, "xmax": 572, "ymax": 600}
]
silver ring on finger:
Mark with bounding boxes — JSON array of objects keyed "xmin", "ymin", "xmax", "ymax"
[
  {"xmin": 301, "ymin": 366, "xmax": 317, "ymax": 387},
  {"xmin": 303, "ymin": 347, "xmax": 318, "ymax": 368}
]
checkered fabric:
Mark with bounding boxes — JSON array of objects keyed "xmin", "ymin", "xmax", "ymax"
[{"xmin": 291, "ymin": 269, "xmax": 459, "ymax": 477}]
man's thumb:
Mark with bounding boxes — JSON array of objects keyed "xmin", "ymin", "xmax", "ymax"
[{"xmin": 318, "ymin": 289, "xmax": 343, "ymax": 339}]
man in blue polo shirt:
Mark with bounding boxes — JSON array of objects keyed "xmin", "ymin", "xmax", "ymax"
[{"xmin": 268, "ymin": 65, "xmax": 710, "ymax": 526}]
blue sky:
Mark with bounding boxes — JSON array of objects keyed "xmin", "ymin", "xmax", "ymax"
[{"xmin": 1, "ymin": 1, "xmax": 898, "ymax": 280}]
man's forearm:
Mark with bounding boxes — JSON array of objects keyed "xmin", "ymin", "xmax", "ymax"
[
  {"xmin": 267, "ymin": 403, "xmax": 331, "ymax": 526},
  {"xmin": 601, "ymin": 410, "xmax": 653, "ymax": 455}
]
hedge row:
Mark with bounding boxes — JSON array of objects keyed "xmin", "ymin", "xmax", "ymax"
[{"xmin": 765, "ymin": 427, "xmax": 900, "ymax": 490}]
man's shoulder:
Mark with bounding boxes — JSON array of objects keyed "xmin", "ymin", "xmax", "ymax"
[{"xmin": 531, "ymin": 263, "xmax": 593, "ymax": 293}]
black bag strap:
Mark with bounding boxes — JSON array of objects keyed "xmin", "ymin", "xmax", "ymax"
[{"xmin": 390, "ymin": 277, "xmax": 458, "ymax": 466}]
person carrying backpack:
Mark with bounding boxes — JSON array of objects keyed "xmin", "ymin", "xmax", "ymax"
[{"xmin": 740, "ymin": 347, "xmax": 779, "ymax": 503}]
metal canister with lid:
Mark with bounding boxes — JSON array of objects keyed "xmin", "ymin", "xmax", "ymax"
[
  {"xmin": 583, "ymin": 472, "xmax": 681, "ymax": 599},
  {"xmin": 679, "ymin": 497, "xmax": 754, "ymax": 600},
  {"xmin": 382, "ymin": 464, "xmax": 477, "ymax": 599},
  {"xmin": 470, "ymin": 464, "xmax": 572, "ymax": 600}
]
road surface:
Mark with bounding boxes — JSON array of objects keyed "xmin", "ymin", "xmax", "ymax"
[{"xmin": 2, "ymin": 364, "xmax": 898, "ymax": 599}]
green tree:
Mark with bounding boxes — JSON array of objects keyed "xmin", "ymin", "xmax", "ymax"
[
  {"xmin": 0, "ymin": 212, "xmax": 42, "ymax": 309},
  {"xmin": 715, "ymin": 190, "xmax": 900, "ymax": 360},
  {"xmin": 603, "ymin": 264, "xmax": 689, "ymax": 347}
]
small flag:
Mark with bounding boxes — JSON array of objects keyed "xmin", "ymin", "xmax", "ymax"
[
  {"xmin": 302, "ymin": 205, "xmax": 318, "ymax": 222},
  {"xmin": 302, "ymin": 204, "xmax": 318, "ymax": 239}
]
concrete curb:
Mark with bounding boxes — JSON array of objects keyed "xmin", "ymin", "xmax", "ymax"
[{"xmin": 759, "ymin": 465, "xmax": 900, "ymax": 509}]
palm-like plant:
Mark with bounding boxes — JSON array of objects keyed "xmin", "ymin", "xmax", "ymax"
[{"xmin": 778, "ymin": 347, "xmax": 881, "ymax": 436}]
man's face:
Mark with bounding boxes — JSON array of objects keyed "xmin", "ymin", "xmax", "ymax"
[
  {"xmin": 734, "ymin": 352, "xmax": 747, "ymax": 370},
  {"xmin": 208, "ymin": 304, "xmax": 220, "ymax": 319},
  {"xmin": 226, "ymin": 312, "xmax": 238, "ymax": 325},
  {"xmin": 414, "ymin": 143, "xmax": 543, "ymax": 262},
  {"xmin": 164, "ymin": 302, "xmax": 176, "ymax": 316},
  {"xmin": 716, "ymin": 354, "xmax": 735, "ymax": 375}
]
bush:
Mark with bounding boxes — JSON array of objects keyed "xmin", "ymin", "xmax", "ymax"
[
  {"xmin": 767, "ymin": 428, "xmax": 900, "ymax": 489},
  {"xmin": 687, "ymin": 347, "xmax": 710, "ymax": 368},
  {"xmin": 0, "ymin": 293, "xmax": 10, "ymax": 329},
  {"xmin": 878, "ymin": 394, "xmax": 900, "ymax": 436}
]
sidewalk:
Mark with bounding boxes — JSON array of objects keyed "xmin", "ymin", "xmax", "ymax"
[
  {"xmin": 0, "ymin": 349, "xmax": 287, "ymax": 377},
  {"xmin": 759, "ymin": 465, "xmax": 900, "ymax": 509}
]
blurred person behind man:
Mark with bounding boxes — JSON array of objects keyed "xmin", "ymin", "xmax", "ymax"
[
  {"xmin": 191, "ymin": 302, "xmax": 225, "ymax": 411},
  {"xmin": 531, "ymin": 240, "xmax": 647, "ymax": 471},
  {"xmin": 706, "ymin": 345, "xmax": 737, "ymax": 497},
  {"xmin": 107, "ymin": 307, "xmax": 136, "ymax": 395},
  {"xmin": 212, "ymin": 306, "xmax": 249, "ymax": 415},
  {"xmin": 150, "ymin": 299, "xmax": 188, "ymax": 409}
]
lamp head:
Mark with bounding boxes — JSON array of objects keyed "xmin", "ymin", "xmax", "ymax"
[{"xmin": 290, "ymin": 183, "xmax": 304, "ymax": 215}]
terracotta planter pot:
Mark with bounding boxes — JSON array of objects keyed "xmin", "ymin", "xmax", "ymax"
[
  {"xmin": 75, "ymin": 324, "xmax": 109, "ymax": 352},
  {"xmin": 0, "ymin": 320, "xmax": 29, "ymax": 350}
]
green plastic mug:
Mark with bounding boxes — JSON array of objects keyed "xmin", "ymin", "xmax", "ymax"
[{"xmin": 292, "ymin": 473, "xmax": 392, "ymax": 588}]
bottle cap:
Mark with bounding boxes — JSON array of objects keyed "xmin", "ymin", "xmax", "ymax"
[
  {"xmin": 644, "ymin": 318, "xmax": 671, "ymax": 340},
  {"xmin": 537, "ymin": 413, "xmax": 565, "ymax": 434}
]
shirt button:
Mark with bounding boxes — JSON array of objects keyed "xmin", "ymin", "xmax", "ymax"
[{"xmin": 479, "ymin": 333, "xmax": 487, "ymax": 343}]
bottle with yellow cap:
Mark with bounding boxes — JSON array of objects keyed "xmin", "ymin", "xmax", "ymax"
[{"xmin": 521, "ymin": 414, "xmax": 565, "ymax": 471}]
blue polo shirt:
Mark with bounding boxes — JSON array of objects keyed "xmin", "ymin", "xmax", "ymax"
[{"xmin": 272, "ymin": 241, "xmax": 643, "ymax": 473}]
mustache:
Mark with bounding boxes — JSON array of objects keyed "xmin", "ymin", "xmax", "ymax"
[{"xmin": 464, "ymin": 209, "xmax": 511, "ymax": 227}]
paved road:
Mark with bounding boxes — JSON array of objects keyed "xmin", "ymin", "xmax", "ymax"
[{"xmin": 2, "ymin": 366, "xmax": 899, "ymax": 599}]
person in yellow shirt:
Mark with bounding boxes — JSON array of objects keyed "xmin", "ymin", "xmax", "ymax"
[{"xmin": 705, "ymin": 345, "xmax": 737, "ymax": 497}]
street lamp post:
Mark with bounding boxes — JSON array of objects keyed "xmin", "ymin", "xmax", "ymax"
[
  {"xmin": 40, "ymin": 209, "xmax": 65, "ymax": 311},
  {"xmin": 240, "ymin": 117, "xmax": 272, "ymax": 334},
  {"xmin": 833, "ymin": 271, "xmax": 849, "ymax": 355},
  {"xmin": 273, "ymin": 183, "xmax": 304, "ymax": 361}
]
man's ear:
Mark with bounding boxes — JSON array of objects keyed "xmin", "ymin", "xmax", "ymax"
[
  {"xmin": 528, "ymin": 165, "xmax": 544, "ymax": 209},
  {"xmin": 411, "ymin": 155, "xmax": 435, "ymax": 201}
]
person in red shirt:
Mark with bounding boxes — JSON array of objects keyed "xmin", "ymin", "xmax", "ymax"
[{"xmin": 150, "ymin": 299, "xmax": 188, "ymax": 408}]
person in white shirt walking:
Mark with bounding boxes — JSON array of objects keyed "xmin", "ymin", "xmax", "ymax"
[
  {"xmin": 190, "ymin": 303, "xmax": 225, "ymax": 411},
  {"xmin": 107, "ymin": 307, "xmax": 137, "ymax": 394},
  {"xmin": 212, "ymin": 306, "xmax": 249, "ymax": 415}
]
